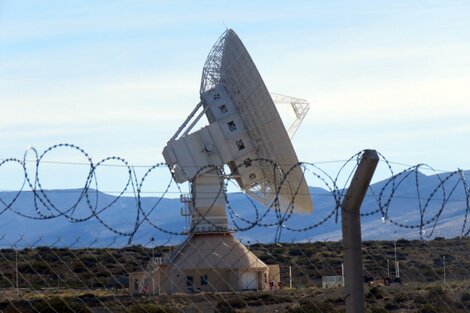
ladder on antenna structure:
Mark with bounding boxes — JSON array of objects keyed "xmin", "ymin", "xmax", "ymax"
[
  {"xmin": 180, "ymin": 193, "xmax": 192, "ymax": 232},
  {"xmin": 138, "ymin": 257, "xmax": 162, "ymax": 294}
]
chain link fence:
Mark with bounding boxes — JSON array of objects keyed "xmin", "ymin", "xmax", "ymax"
[
  {"xmin": 0, "ymin": 234, "xmax": 469, "ymax": 312},
  {"xmin": 1, "ymin": 145, "xmax": 470, "ymax": 312}
]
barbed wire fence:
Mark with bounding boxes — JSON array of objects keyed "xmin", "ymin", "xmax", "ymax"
[{"xmin": 0, "ymin": 144, "xmax": 469, "ymax": 312}]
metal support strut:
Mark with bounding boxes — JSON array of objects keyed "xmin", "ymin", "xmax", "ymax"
[{"xmin": 341, "ymin": 149, "xmax": 379, "ymax": 313}]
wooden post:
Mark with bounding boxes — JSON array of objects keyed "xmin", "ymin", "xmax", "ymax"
[
  {"xmin": 443, "ymin": 255, "xmax": 446, "ymax": 285},
  {"xmin": 289, "ymin": 266, "xmax": 292, "ymax": 289},
  {"xmin": 342, "ymin": 149, "xmax": 379, "ymax": 313},
  {"xmin": 15, "ymin": 248, "xmax": 19, "ymax": 299}
]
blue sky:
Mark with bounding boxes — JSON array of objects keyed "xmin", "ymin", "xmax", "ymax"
[{"xmin": 1, "ymin": 0, "xmax": 470, "ymax": 192}]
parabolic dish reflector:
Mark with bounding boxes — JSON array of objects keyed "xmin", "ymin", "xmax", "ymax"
[{"xmin": 200, "ymin": 29, "xmax": 313, "ymax": 213}]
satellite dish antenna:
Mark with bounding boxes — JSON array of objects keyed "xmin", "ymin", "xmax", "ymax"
[
  {"xmin": 163, "ymin": 29, "xmax": 313, "ymax": 233},
  {"xmin": 133, "ymin": 29, "xmax": 314, "ymax": 295}
]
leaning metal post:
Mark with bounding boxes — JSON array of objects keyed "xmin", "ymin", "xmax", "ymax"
[{"xmin": 341, "ymin": 149, "xmax": 379, "ymax": 313}]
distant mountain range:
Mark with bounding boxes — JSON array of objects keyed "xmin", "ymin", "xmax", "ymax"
[{"xmin": 0, "ymin": 170, "xmax": 468, "ymax": 247}]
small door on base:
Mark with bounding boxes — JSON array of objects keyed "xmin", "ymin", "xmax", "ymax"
[{"xmin": 240, "ymin": 271, "xmax": 258, "ymax": 290}]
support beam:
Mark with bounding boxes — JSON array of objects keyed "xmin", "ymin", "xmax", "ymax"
[
  {"xmin": 341, "ymin": 149, "xmax": 379, "ymax": 313},
  {"xmin": 170, "ymin": 101, "xmax": 202, "ymax": 141}
]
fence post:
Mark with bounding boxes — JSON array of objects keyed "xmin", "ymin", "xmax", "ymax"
[
  {"xmin": 289, "ymin": 266, "xmax": 292, "ymax": 289},
  {"xmin": 341, "ymin": 149, "xmax": 379, "ymax": 313}
]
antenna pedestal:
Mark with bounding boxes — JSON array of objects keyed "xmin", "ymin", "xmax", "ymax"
[{"xmin": 190, "ymin": 169, "xmax": 228, "ymax": 233}]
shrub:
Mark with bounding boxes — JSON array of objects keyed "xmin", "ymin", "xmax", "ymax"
[
  {"xmin": 396, "ymin": 239, "xmax": 410, "ymax": 245},
  {"xmin": 425, "ymin": 286, "xmax": 452, "ymax": 305},
  {"xmin": 78, "ymin": 294, "xmax": 100, "ymax": 305},
  {"xmin": 418, "ymin": 304, "xmax": 440, "ymax": 313},
  {"xmin": 215, "ymin": 301, "xmax": 236, "ymax": 313},
  {"xmin": 367, "ymin": 305, "xmax": 388, "ymax": 313},
  {"xmin": 393, "ymin": 292, "xmax": 411, "ymax": 303},
  {"xmin": 324, "ymin": 297, "xmax": 345, "ymax": 305},
  {"xmin": 33, "ymin": 297, "xmax": 91, "ymax": 313},
  {"xmin": 242, "ymin": 292, "xmax": 292, "ymax": 306},
  {"xmin": 129, "ymin": 303, "xmax": 179, "ymax": 313},
  {"xmin": 384, "ymin": 302, "xmax": 400, "ymax": 310},
  {"xmin": 414, "ymin": 294, "xmax": 428, "ymax": 305},
  {"xmin": 288, "ymin": 248, "xmax": 303, "ymax": 256},
  {"xmin": 461, "ymin": 292, "xmax": 470, "ymax": 302},
  {"xmin": 227, "ymin": 297, "xmax": 246, "ymax": 309},
  {"xmin": 366, "ymin": 286, "xmax": 384, "ymax": 301},
  {"xmin": 287, "ymin": 300, "xmax": 339, "ymax": 313},
  {"xmin": 1, "ymin": 300, "xmax": 34, "ymax": 313}
]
